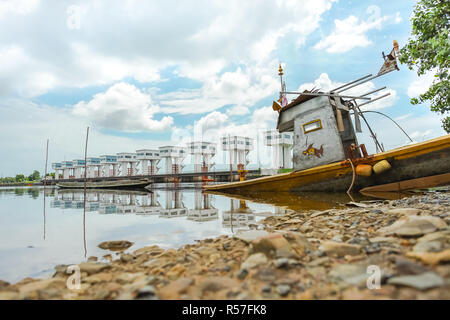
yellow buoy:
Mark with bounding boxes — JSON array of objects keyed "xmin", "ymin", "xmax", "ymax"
[
  {"xmin": 356, "ymin": 164, "xmax": 372, "ymax": 177},
  {"xmin": 373, "ymin": 160, "xmax": 392, "ymax": 174}
]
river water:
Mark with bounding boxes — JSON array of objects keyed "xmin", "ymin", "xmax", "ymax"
[{"xmin": 0, "ymin": 186, "xmax": 366, "ymax": 283}]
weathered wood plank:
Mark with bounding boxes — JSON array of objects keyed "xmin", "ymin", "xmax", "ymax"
[{"xmin": 360, "ymin": 173, "xmax": 450, "ymax": 193}]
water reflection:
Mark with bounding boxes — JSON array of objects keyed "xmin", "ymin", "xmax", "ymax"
[
  {"xmin": 49, "ymin": 189, "xmax": 293, "ymax": 232},
  {"xmin": 0, "ymin": 186, "xmax": 351, "ymax": 283}
]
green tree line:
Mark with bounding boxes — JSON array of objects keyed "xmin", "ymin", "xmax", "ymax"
[{"xmin": 0, "ymin": 170, "xmax": 54, "ymax": 184}]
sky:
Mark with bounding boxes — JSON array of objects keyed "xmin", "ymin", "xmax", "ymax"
[{"xmin": 0, "ymin": 0, "xmax": 446, "ymax": 177}]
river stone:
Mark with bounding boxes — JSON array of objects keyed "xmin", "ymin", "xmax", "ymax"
[
  {"xmin": 329, "ymin": 264, "xmax": 368, "ymax": 286},
  {"xmin": 281, "ymin": 231, "xmax": 313, "ymax": 257},
  {"xmin": 136, "ymin": 285, "xmax": 157, "ymax": 300},
  {"xmin": 319, "ymin": 241, "xmax": 361, "ymax": 257},
  {"xmin": 158, "ymin": 277, "xmax": 193, "ymax": 299},
  {"xmin": 276, "ymin": 284, "xmax": 291, "ymax": 297},
  {"xmin": 417, "ymin": 230, "xmax": 450, "ymax": 243},
  {"xmin": 368, "ymin": 236, "xmax": 397, "ymax": 243},
  {"xmin": 413, "ymin": 240, "xmax": 443, "ymax": 253},
  {"xmin": 199, "ymin": 277, "xmax": 240, "ymax": 294},
  {"xmin": 115, "ymin": 272, "xmax": 144, "ymax": 284},
  {"xmin": 84, "ymin": 272, "xmax": 113, "ymax": 283},
  {"xmin": 395, "ymin": 257, "xmax": 430, "ymax": 276},
  {"xmin": 241, "ymin": 253, "xmax": 268, "ymax": 270},
  {"xmin": 274, "ymin": 258, "xmax": 289, "ymax": 269},
  {"xmin": 79, "ymin": 262, "xmax": 111, "ymax": 275},
  {"xmin": 0, "ymin": 280, "xmax": 9, "ymax": 288},
  {"xmin": 18, "ymin": 278, "xmax": 66, "ymax": 298},
  {"xmin": 234, "ymin": 230, "xmax": 270, "ymax": 243},
  {"xmin": 406, "ymin": 249, "xmax": 450, "ymax": 265},
  {"xmin": 236, "ymin": 268, "xmax": 248, "ymax": 280},
  {"xmin": 386, "ymin": 208, "xmax": 422, "ymax": 216},
  {"xmin": 387, "ymin": 272, "xmax": 445, "ymax": 290},
  {"xmin": 378, "ymin": 216, "xmax": 446, "ymax": 237},
  {"xmin": 307, "ymin": 257, "xmax": 331, "ymax": 267},
  {"xmin": 251, "ymin": 233, "xmax": 296, "ymax": 259},
  {"xmin": 0, "ymin": 291, "xmax": 19, "ymax": 300},
  {"xmin": 133, "ymin": 245, "xmax": 162, "ymax": 256},
  {"xmin": 98, "ymin": 240, "xmax": 133, "ymax": 251},
  {"xmin": 194, "ymin": 246, "xmax": 218, "ymax": 257}
]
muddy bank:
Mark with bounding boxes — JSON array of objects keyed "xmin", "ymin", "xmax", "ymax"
[{"xmin": 0, "ymin": 191, "xmax": 449, "ymax": 300}]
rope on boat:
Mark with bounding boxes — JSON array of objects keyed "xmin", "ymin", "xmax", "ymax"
[{"xmin": 347, "ymin": 158, "xmax": 356, "ymax": 195}]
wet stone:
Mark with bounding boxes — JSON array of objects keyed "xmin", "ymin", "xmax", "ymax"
[
  {"xmin": 406, "ymin": 249, "xmax": 450, "ymax": 265},
  {"xmin": 79, "ymin": 262, "xmax": 111, "ymax": 275},
  {"xmin": 276, "ymin": 284, "xmax": 291, "ymax": 297},
  {"xmin": 413, "ymin": 241, "xmax": 443, "ymax": 253},
  {"xmin": 251, "ymin": 233, "xmax": 295, "ymax": 259},
  {"xmin": 0, "ymin": 280, "xmax": 9, "ymax": 288},
  {"xmin": 319, "ymin": 241, "xmax": 361, "ymax": 257},
  {"xmin": 387, "ymin": 272, "xmax": 445, "ymax": 290},
  {"xmin": 379, "ymin": 216, "xmax": 447, "ymax": 237},
  {"xmin": 364, "ymin": 243, "xmax": 381, "ymax": 254},
  {"xmin": 387, "ymin": 208, "xmax": 422, "ymax": 216},
  {"xmin": 241, "ymin": 253, "xmax": 268, "ymax": 270},
  {"xmin": 329, "ymin": 264, "xmax": 368, "ymax": 286},
  {"xmin": 255, "ymin": 267, "xmax": 276, "ymax": 282},
  {"xmin": 274, "ymin": 258, "xmax": 289, "ymax": 269},
  {"xmin": 261, "ymin": 285, "xmax": 271, "ymax": 293},
  {"xmin": 98, "ymin": 240, "xmax": 133, "ymax": 251},
  {"xmin": 234, "ymin": 230, "xmax": 271, "ymax": 243},
  {"xmin": 158, "ymin": 277, "xmax": 194, "ymax": 299},
  {"xmin": 237, "ymin": 269, "xmax": 248, "ymax": 280},
  {"xmin": 120, "ymin": 253, "xmax": 133, "ymax": 263},
  {"xmin": 136, "ymin": 285, "xmax": 157, "ymax": 300},
  {"xmin": 395, "ymin": 257, "xmax": 431, "ymax": 276}
]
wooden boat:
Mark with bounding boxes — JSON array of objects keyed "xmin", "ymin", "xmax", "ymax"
[
  {"xmin": 204, "ymin": 43, "xmax": 450, "ymax": 196},
  {"xmin": 57, "ymin": 188, "xmax": 150, "ymax": 195},
  {"xmin": 56, "ymin": 179, "xmax": 152, "ymax": 190},
  {"xmin": 203, "ymin": 135, "xmax": 450, "ymax": 195}
]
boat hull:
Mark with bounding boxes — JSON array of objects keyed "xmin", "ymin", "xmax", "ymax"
[
  {"xmin": 56, "ymin": 179, "xmax": 152, "ymax": 190},
  {"xmin": 203, "ymin": 135, "xmax": 450, "ymax": 194}
]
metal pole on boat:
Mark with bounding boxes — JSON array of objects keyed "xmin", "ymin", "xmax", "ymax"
[
  {"xmin": 359, "ymin": 86, "xmax": 387, "ymax": 97},
  {"xmin": 359, "ymin": 110, "xmax": 413, "ymax": 143},
  {"xmin": 330, "ymin": 74, "xmax": 372, "ymax": 92},
  {"xmin": 280, "ymin": 91, "xmax": 371, "ymax": 100},
  {"xmin": 336, "ymin": 73, "xmax": 390, "ymax": 94},
  {"xmin": 356, "ymin": 93, "xmax": 391, "ymax": 108},
  {"xmin": 354, "ymin": 103, "xmax": 385, "ymax": 152}
]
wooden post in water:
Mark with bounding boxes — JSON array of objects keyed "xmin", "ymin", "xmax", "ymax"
[
  {"xmin": 43, "ymin": 139, "xmax": 49, "ymax": 240},
  {"xmin": 83, "ymin": 127, "xmax": 89, "ymax": 258}
]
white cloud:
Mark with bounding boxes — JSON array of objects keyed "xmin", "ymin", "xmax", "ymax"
[
  {"xmin": 314, "ymin": 5, "xmax": 400, "ymax": 53},
  {"xmin": 0, "ymin": 99, "xmax": 172, "ymax": 176},
  {"xmin": 194, "ymin": 111, "xmax": 229, "ymax": 136},
  {"xmin": 410, "ymin": 129, "xmax": 433, "ymax": 140},
  {"xmin": 407, "ymin": 71, "xmax": 436, "ymax": 98},
  {"xmin": 159, "ymin": 63, "xmax": 280, "ymax": 115},
  {"xmin": 0, "ymin": 0, "xmax": 39, "ymax": 16},
  {"xmin": 226, "ymin": 105, "xmax": 250, "ymax": 116},
  {"xmin": 0, "ymin": 0, "xmax": 338, "ymax": 99},
  {"xmin": 73, "ymin": 82, "xmax": 173, "ymax": 132}
]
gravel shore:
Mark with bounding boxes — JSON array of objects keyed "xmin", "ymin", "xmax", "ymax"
[{"xmin": 1, "ymin": 191, "xmax": 449, "ymax": 300}]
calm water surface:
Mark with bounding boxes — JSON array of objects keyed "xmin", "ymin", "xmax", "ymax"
[{"xmin": 0, "ymin": 186, "xmax": 362, "ymax": 283}]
